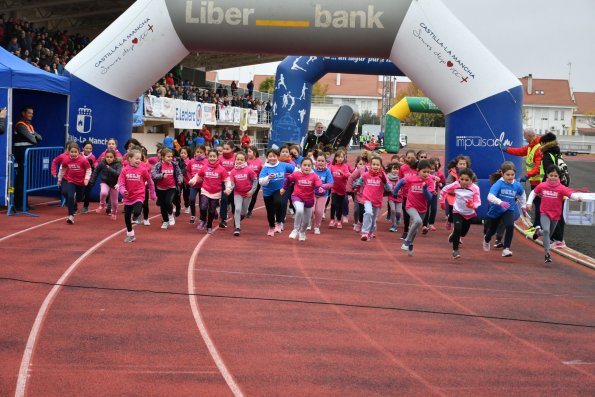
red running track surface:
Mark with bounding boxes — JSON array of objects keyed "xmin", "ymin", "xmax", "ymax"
[{"xmin": 0, "ymin": 195, "xmax": 594, "ymax": 396}]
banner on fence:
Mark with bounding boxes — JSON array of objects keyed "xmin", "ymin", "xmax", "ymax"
[
  {"xmin": 202, "ymin": 103, "xmax": 217, "ymax": 125},
  {"xmin": 173, "ymin": 99, "xmax": 203, "ymax": 129},
  {"xmin": 144, "ymin": 95, "xmax": 175, "ymax": 119}
]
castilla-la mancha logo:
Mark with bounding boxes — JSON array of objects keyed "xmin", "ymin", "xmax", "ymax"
[{"xmin": 76, "ymin": 106, "xmax": 92, "ymax": 133}]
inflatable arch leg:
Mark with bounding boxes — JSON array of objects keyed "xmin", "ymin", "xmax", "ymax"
[{"xmin": 385, "ymin": 97, "xmax": 441, "ymax": 153}]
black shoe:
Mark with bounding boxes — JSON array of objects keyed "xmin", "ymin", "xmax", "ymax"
[
  {"xmin": 452, "ymin": 250, "xmax": 461, "ymax": 259},
  {"xmin": 219, "ymin": 221, "xmax": 227, "ymax": 229},
  {"xmin": 246, "ymin": 211, "xmax": 252, "ymax": 218},
  {"xmin": 544, "ymin": 254, "xmax": 552, "ymax": 263},
  {"xmin": 234, "ymin": 228, "xmax": 240, "ymax": 236},
  {"xmin": 494, "ymin": 240, "xmax": 504, "ymax": 249}
]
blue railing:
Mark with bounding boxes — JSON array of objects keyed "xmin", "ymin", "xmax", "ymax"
[{"xmin": 10, "ymin": 146, "xmax": 63, "ymax": 217}]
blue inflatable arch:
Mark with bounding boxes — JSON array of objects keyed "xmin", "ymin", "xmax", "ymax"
[
  {"xmin": 269, "ymin": 57, "xmax": 403, "ymax": 149},
  {"xmin": 65, "ymin": 0, "xmax": 524, "ymax": 216}
]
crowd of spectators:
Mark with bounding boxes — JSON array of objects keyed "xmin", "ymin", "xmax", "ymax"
[
  {"xmin": 1, "ymin": 14, "xmax": 90, "ymax": 75},
  {"xmin": 147, "ymin": 73, "xmax": 272, "ymax": 113}
]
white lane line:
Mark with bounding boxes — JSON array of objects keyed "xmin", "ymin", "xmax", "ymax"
[
  {"xmin": 0, "ymin": 217, "xmax": 67, "ymax": 243},
  {"xmin": 186, "ymin": 204, "xmax": 265, "ymax": 397},
  {"xmin": 15, "ymin": 215, "xmax": 161, "ymax": 397},
  {"xmin": 188, "ymin": 234, "xmax": 245, "ymax": 397}
]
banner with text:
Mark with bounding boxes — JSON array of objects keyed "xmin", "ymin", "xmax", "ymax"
[{"xmin": 173, "ymin": 98, "xmax": 203, "ymax": 129}]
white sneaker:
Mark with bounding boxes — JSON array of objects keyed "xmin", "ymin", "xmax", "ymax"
[
  {"xmin": 184, "ymin": 206, "xmax": 191, "ymax": 214},
  {"xmin": 133, "ymin": 217, "xmax": 142, "ymax": 225},
  {"xmin": 299, "ymin": 232, "xmax": 306, "ymax": 241},
  {"xmin": 289, "ymin": 229, "xmax": 299, "ymax": 239},
  {"xmin": 168, "ymin": 213, "xmax": 175, "ymax": 226},
  {"xmin": 143, "ymin": 219, "xmax": 150, "ymax": 226},
  {"xmin": 401, "ymin": 241, "xmax": 409, "ymax": 251},
  {"xmin": 161, "ymin": 222, "xmax": 168, "ymax": 230},
  {"xmin": 306, "ymin": 224, "xmax": 312, "ymax": 231},
  {"xmin": 482, "ymin": 240, "xmax": 490, "ymax": 251},
  {"xmin": 502, "ymin": 248, "xmax": 513, "ymax": 257},
  {"xmin": 314, "ymin": 227, "xmax": 321, "ymax": 235}
]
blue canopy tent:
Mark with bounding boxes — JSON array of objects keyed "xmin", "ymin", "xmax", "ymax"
[{"xmin": 0, "ymin": 47, "xmax": 70, "ymax": 206}]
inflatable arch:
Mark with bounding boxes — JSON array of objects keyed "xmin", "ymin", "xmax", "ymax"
[
  {"xmin": 269, "ymin": 56, "xmax": 403, "ymax": 149},
  {"xmin": 66, "ymin": 0, "xmax": 524, "ymax": 217},
  {"xmin": 384, "ymin": 97, "xmax": 442, "ymax": 153}
]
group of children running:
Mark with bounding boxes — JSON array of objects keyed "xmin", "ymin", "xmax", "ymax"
[{"xmin": 52, "ymin": 138, "xmax": 583, "ymax": 263}]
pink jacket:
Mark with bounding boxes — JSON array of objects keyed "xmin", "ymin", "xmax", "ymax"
[{"xmin": 439, "ymin": 181, "xmax": 481, "ymax": 219}]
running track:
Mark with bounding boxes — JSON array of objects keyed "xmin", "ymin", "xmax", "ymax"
[{"xmin": 0, "ymin": 196, "xmax": 594, "ymax": 396}]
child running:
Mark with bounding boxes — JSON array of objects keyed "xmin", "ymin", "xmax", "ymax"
[
  {"xmin": 81, "ymin": 140, "xmax": 96, "ymax": 214},
  {"xmin": 393, "ymin": 159, "xmax": 435, "ymax": 256},
  {"xmin": 190, "ymin": 149, "xmax": 231, "ymax": 234},
  {"xmin": 186, "ymin": 145, "xmax": 207, "ymax": 224},
  {"xmin": 282, "ymin": 157, "xmax": 324, "ymax": 241},
  {"xmin": 328, "ymin": 150, "xmax": 351, "ymax": 229},
  {"xmin": 312, "ymin": 152, "xmax": 334, "ymax": 235},
  {"xmin": 483, "ymin": 161, "xmax": 527, "ymax": 257},
  {"xmin": 218, "ymin": 141, "xmax": 236, "ymax": 228},
  {"xmin": 355, "ymin": 156, "xmax": 387, "ymax": 241},
  {"xmin": 259, "ymin": 148, "xmax": 295, "ymax": 236},
  {"xmin": 57, "ymin": 143, "xmax": 92, "ymax": 224},
  {"xmin": 527, "ymin": 165, "xmax": 582, "ymax": 263},
  {"xmin": 385, "ymin": 162, "xmax": 402, "ymax": 232},
  {"xmin": 397, "ymin": 150, "xmax": 419, "ymax": 240},
  {"xmin": 89, "ymin": 148, "xmax": 122, "ymax": 220},
  {"xmin": 246, "ymin": 145, "xmax": 264, "ymax": 218},
  {"xmin": 229, "ymin": 151, "xmax": 257, "ymax": 236},
  {"xmin": 151, "ymin": 148, "xmax": 184, "ymax": 230},
  {"xmin": 118, "ymin": 149, "xmax": 156, "ymax": 243},
  {"xmin": 439, "ymin": 168, "xmax": 481, "ymax": 259}
]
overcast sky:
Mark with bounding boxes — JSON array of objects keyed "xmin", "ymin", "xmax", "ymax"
[{"xmin": 217, "ymin": 0, "xmax": 595, "ymax": 92}]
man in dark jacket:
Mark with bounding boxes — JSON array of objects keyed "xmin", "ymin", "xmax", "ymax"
[{"xmin": 13, "ymin": 106, "xmax": 42, "ymax": 210}]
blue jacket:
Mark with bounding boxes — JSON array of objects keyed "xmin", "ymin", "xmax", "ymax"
[
  {"xmin": 486, "ymin": 179, "xmax": 525, "ymax": 218},
  {"xmin": 313, "ymin": 167, "xmax": 334, "ymax": 197},
  {"xmin": 259, "ymin": 161, "xmax": 295, "ymax": 196}
]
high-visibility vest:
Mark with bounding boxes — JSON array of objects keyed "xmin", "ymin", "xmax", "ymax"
[{"xmin": 526, "ymin": 143, "xmax": 543, "ymax": 183}]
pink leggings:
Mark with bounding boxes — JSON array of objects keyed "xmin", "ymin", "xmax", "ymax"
[
  {"xmin": 100, "ymin": 183, "xmax": 119, "ymax": 214},
  {"xmin": 312, "ymin": 195, "xmax": 327, "ymax": 228}
]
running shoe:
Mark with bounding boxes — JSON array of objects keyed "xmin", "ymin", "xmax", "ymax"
[
  {"xmin": 66, "ymin": 215, "xmax": 74, "ymax": 224},
  {"xmin": 184, "ymin": 206, "xmax": 191, "ymax": 214},
  {"xmin": 482, "ymin": 240, "xmax": 490, "ymax": 251},
  {"xmin": 314, "ymin": 228, "xmax": 321, "ymax": 235},
  {"xmin": 551, "ymin": 241, "xmax": 566, "ymax": 249},
  {"xmin": 299, "ymin": 232, "xmax": 306, "ymax": 241},
  {"xmin": 110, "ymin": 214, "xmax": 117, "ymax": 221},
  {"xmin": 342, "ymin": 216, "xmax": 349, "ymax": 224},
  {"xmin": 452, "ymin": 250, "xmax": 461, "ymax": 259},
  {"xmin": 161, "ymin": 222, "xmax": 168, "ymax": 229},
  {"xmin": 274, "ymin": 223, "xmax": 283, "ymax": 234},
  {"xmin": 328, "ymin": 219, "xmax": 336, "ymax": 228},
  {"xmin": 422, "ymin": 226, "xmax": 429, "ymax": 234},
  {"xmin": 494, "ymin": 240, "xmax": 504, "ymax": 249},
  {"xmin": 95, "ymin": 205, "xmax": 105, "ymax": 214},
  {"xmin": 502, "ymin": 248, "xmax": 513, "ymax": 257},
  {"xmin": 267, "ymin": 228, "xmax": 275, "ymax": 237},
  {"xmin": 429, "ymin": 225, "xmax": 437, "ymax": 231},
  {"xmin": 234, "ymin": 228, "xmax": 240, "ymax": 237},
  {"xmin": 168, "ymin": 213, "xmax": 175, "ymax": 226},
  {"xmin": 197, "ymin": 220, "xmax": 206, "ymax": 230},
  {"xmin": 361, "ymin": 233, "xmax": 369, "ymax": 241},
  {"xmin": 81, "ymin": 207, "xmax": 89, "ymax": 214},
  {"xmin": 389, "ymin": 226, "xmax": 397, "ymax": 233},
  {"xmin": 143, "ymin": 219, "xmax": 151, "ymax": 226},
  {"xmin": 219, "ymin": 220, "xmax": 227, "ymax": 229},
  {"xmin": 401, "ymin": 241, "xmax": 410, "ymax": 250},
  {"xmin": 124, "ymin": 235, "xmax": 136, "ymax": 243},
  {"xmin": 544, "ymin": 253, "xmax": 552, "ymax": 263},
  {"xmin": 189, "ymin": 216, "xmax": 196, "ymax": 225},
  {"xmin": 354, "ymin": 223, "xmax": 361, "ymax": 232},
  {"xmin": 289, "ymin": 229, "xmax": 299, "ymax": 239},
  {"xmin": 207, "ymin": 228, "xmax": 213, "ymax": 234},
  {"xmin": 336, "ymin": 222, "xmax": 343, "ymax": 229},
  {"xmin": 408, "ymin": 244, "xmax": 414, "ymax": 256}
]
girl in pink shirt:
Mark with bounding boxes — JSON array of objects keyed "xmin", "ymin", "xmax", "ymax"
[
  {"xmin": 81, "ymin": 140, "xmax": 96, "ymax": 214},
  {"xmin": 151, "ymin": 148, "xmax": 184, "ymax": 230},
  {"xmin": 190, "ymin": 150, "xmax": 231, "ymax": 234},
  {"xmin": 57, "ymin": 143, "xmax": 92, "ymax": 224},
  {"xmin": 439, "ymin": 168, "xmax": 481, "ymax": 259},
  {"xmin": 186, "ymin": 145, "xmax": 207, "ymax": 224},
  {"xmin": 328, "ymin": 150, "xmax": 351, "ymax": 229},
  {"xmin": 118, "ymin": 149, "xmax": 156, "ymax": 243},
  {"xmin": 392, "ymin": 159, "xmax": 435, "ymax": 256},
  {"xmin": 217, "ymin": 141, "xmax": 236, "ymax": 229},
  {"xmin": 178, "ymin": 147, "xmax": 191, "ymax": 215},
  {"xmin": 397, "ymin": 150, "xmax": 419, "ymax": 240},
  {"xmin": 346, "ymin": 156, "xmax": 368, "ymax": 232},
  {"xmin": 246, "ymin": 145, "xmax": 264, "ymax": 217},
  {"xmin": 527, "ymin": 165, "xmax": 582, "ymax": 263},
  {"xmin": 229, "ymin": 151, "xmax": 257, "ymax": 236},
  {"xmin": 281, "ymin": 157, "xmax": 323, "ymax": 241},
  {"xmin": 355, "ymin": 156, "xmax": 387, "ymax": 241},
  {"xmin": 385, "ymin": 162, "xmax": 402, "ymax": 233}
]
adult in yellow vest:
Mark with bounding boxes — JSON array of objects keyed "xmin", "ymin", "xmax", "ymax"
[
  {"xmin": 13, "ymin": 106, "xmax": 43, "ymax": 211},
  {"xmin": 499, "ymin": 128, "xmax": 543, "ymax": 232}
]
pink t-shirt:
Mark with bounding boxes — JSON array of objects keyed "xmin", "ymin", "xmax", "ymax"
[
  {"xmin": 362, "ymin": 171, "xmax": 387, "ymax": 208},
  {"xmin": 218, "ymin": 153, "xmax": 236, "ymax": 171},
  {"xmin": 329, "ymin": 163, "xmax": 351, "ymax": 195},
  {"xmin": 533, "ymin": 181, "xmax": 575, "ymax": 220},
  {"xmin": 198, "ymin": 163, "xmax": 229, "ymax": 196},
  {"xmin": 62, "ymin": 155, "xmax": 91, "ymax": 185},
  {"xmin": 118, "ymin": 165, "xmax": 155, "ymax": 205},
  {"xmin": 247, "ymin": 158, "xmax": 264, "ymax": 176},
  {"xmin": 398, "ymin": 163, "xmax": 418, "ymax": 197},
  {"xmin": 402, "ymin": 175, "xmax": 435, "ymax": 212},
  {"xmin": 155, "ymin": 161, "xmax": 176, "ymax": 190},
  {"xmin": 51, "ymin": 152, "xmax": 69, "ymax": 176},
  {"xmin": 230, "ymin": 165, "xmax": 257, "ymax": 197},
  {"xmin": 286, "ymin": 171, "xmax": 322, "ymax": 202},
  {"xmin": 187, "ymin": 157, "xmax": 207, "ymax": 187}
]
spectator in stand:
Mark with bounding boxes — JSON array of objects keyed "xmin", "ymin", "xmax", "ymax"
[
  {"xmin": 247, "ymin": 80, "xmax": 254, "ymax": 97},
  {"xmin": 165, "ymin": 73, "xmax": 175, "ymax": 87},
  {"xmin": 163, "ymin": 131, "xmax": 174, "ymax": 150},
  {"xmin": 231, "ymin": 81, "xmax": 238, "ymax": 96},
  {"xmin": 202, "ymin": 128, "xmax": 212, "ymax": 146},
  {"xmin": 6, "ymin": 36, "xmax": 19, "ymax": 52},
  {"xmin": 241, "ymin": 131, "xmax": 251, "ymax": 150}
]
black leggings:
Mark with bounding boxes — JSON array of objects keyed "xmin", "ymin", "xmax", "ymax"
[
  {"xmin": 484, "ymin": 211, "xmax": 515, "ymax": 249},
  {"xmin": 248, "ymin": 183, "xmax": 261, "ymax": 212},
  {"xmin": 330, "ymin": 193, "xmax": 345, "ymax": 221},
  {"xmin": 124, "ymin": 202, "xmax": 143, "ymax": 232},
  {"xmin": 156, "ymin": 188, "xmax": 176, "ymax": 222},
  {"xmin": 263, "ymin": 190, "xmax": 283, "ymax": 228},
  {"xmin": 199, "ymin": 195, "xmax": 219, "ymax": 228},
  {"xmin": 402, "ymin": 198, "xmax": 410, "ymax": 233},
  {"xmin": 62, "ymin": 180, "xmax": 85, "ymax": 216},
  {"xmin": 452, "ymin": 213, "xmax": 473, "ymax": 250},
  {"xmin": 189, "ymin": 187, "xmax": 201, "ymax": 217},
  {"xmin": 143, "ymin": 186, "xmax": 149, "ymax": 220}
]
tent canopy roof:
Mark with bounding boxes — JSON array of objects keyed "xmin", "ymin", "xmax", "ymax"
[{"xmin": 0, "ymin": 47, "xmax": 69, "ymax": 95}]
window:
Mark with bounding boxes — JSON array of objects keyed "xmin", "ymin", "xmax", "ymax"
[
  {"xmin": 554, "ymin": 111, "xmax": 558, "ymax": 120},
  {"xmin": 561, "ymin": 111, "xmax": 565, "ymax": 120}
]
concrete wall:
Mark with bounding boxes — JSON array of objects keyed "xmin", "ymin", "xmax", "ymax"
[{"xmin": 401, "ymin": 126, "xmax": 446, "ymax": 145}]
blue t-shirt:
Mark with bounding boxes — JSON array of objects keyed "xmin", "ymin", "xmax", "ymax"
[
  {"xmin": 486, "ymin": 179, "xmax": 524, "ymax": 218},
  {"xmin": 259, "ymin": 162, "xmax": 295, "ymax": 196},
  {"xmin": 193, "ymin": 136, "xmax": 205, "ymax": 146},
  {"xmin": 313, "ymin": 168, "xmax": 334, "ymax": 197},
  {"xmin": 163, "ymin": 136, "xmax": 174, "ymax": 149}
]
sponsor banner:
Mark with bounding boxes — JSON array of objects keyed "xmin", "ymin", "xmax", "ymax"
[
  {"xmin": 65, "ymin": 0, "xmax": 189, "ymax": 101},
  {"xmin": 248, "ymin": 109, "xmax": 258, "ymax": 125},
  {"xmin": 202, "ymin": 103, "xmax": 217, "ymax": 125},
  {"xmin": 173, "ymin": 98, "xmax": 203, "ymax": 130},
  {"xmin": 132, "ymin": 96, "xmax": 144, "ymax": 127},
  {"xmin": 390, "ymin": 0, "xmax": 520, "ymax": 114},
  {"xmin": 233, "ymin": 107, "xmax": 241, "ymax": 124},
  {"xmin": 240, "ymin": 108, "xmax": 249, "ymax": 131},
  {"xmin": 144, "ymin": 95, "xmax": 175, "ymax": 118},
  {"xmin": 219, "ymin": 105, "xmax": 234, "ymax": 123}
]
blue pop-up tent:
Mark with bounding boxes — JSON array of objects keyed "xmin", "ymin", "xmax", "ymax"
[{"xmin": 0, "ymin": 47, "xmax": 70, "ymax": 206}]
